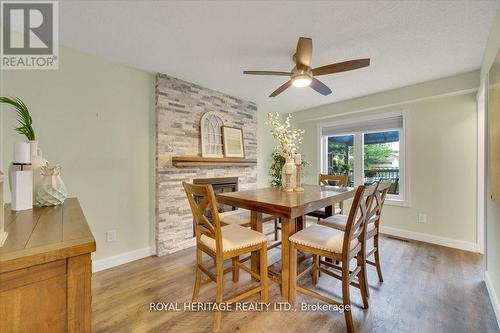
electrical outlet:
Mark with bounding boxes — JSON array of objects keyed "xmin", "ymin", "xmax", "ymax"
[
  {"xmin": 418, "ymin": 213, "xmax": 428, "ymax": 224},
  {"xmin": 106, "ymin": 230, "xmax": 117, "ymax": 242}
]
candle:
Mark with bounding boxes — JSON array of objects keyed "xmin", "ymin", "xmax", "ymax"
[
  {"xmin": 13, "ymin": 142, "xmax": 30, "ymax": 164},
  {"xmin": 294, "ymin": 154, "xmax": 301, "ymax": 165}
]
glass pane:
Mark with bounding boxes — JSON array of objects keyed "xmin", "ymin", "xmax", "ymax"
[
  {"xmin": 327, "ymin": 135, "xmax": 354, "ymax": 186},
  {"xmin": 363, "ymin": 130, "xmax": 400, "ymax": 195}
]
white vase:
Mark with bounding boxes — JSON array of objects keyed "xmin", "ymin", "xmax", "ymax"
[
  {"xmin": 36, "ymin": 164, "xmax": 67, "ymax": 206},
  {"xmin": 28, "ymin": 141, "xmax": 48, "ymax": 190},
  {"xmin": 9, "ymin": 140, "xmax": 48, "ymax": 204}
]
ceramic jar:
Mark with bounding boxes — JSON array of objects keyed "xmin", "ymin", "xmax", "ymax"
[{"xmin": 36, "ymin": 163, "xmax": 67, "ymax": 206}]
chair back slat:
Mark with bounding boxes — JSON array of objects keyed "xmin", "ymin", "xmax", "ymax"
[
  {"xmin": 183, "ymin": 182, "xmax": 222, "ymax": 251},
  {"xmin": 371, "ymin": 181, "xmax": 391, "ymax": 226},
  {"xmin": 342, "ymin": 183, "xmax": 378, "ymax": 252},
  {"xmin": 318, "ymin": 174, "xmax": 349, "ymax": 187}
]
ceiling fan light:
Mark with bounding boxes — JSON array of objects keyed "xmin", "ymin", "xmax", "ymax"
[{"xmin": 292, "ymin": 76, "xmax": 312, "ymax": 88}]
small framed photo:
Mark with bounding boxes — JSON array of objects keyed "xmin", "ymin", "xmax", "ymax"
[{"xmin": 222, "ymin": 126, "xmax": 245, "ymax": 158}]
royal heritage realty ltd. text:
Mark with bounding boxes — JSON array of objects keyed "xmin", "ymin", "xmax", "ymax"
[{"xmin": 149, "ymin": 302, "xmax": 350, "ymax": 313}]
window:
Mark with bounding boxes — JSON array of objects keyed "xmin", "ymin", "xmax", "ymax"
[
  {"xmin": 363, "ymin": 130, "xmax": 400, "ymax": 196},
  {"xmin": 321, "ymin": 113, "xmax": 406, "ymax": 202},
  {"xmin": 327, "ymin": 134, "xmax": 355, "ymax": 186}
]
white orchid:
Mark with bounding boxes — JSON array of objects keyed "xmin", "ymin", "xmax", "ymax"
[{"xmin": 266, "ymin": 112, "xmax": 305, "ymax": 160}]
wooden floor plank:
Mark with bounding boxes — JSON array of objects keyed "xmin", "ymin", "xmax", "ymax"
[{"xmin": 92, "ymin": 231, "xmax": 499, "ymax": 333}]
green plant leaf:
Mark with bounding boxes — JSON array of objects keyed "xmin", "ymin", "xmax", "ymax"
[{"xmin": 0, "ymin": 96, "xmax": 36, "ymax": 140}]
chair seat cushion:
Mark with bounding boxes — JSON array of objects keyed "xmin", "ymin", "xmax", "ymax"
[
  {"xmin": 219, "ymin": 209, "xmax": 251, "ymax": 225},
  {"xmin": 289, "ymin": 224, "xmax": 358, "ymax": 253},
  {"xmin": 318, "ymin": 214, "xmax": 376, "ymax": 232},
  {"xmin": 201, "ymin": 224, "xmax": 267, "ymax": 252},
  {"xmin": 316, "ymin": 207, "xmax": 342, "ymax": 214},
  {"xmin": 219, "ymin": 209, "xmax": 276, "ymax": 225}
]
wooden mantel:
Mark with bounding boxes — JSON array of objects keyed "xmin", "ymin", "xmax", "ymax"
[{"xmin": 172, "ymin": 156, "xmax": 257, "ymax": 167}]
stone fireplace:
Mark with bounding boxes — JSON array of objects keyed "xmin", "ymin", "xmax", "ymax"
[{"xmin": 155, "ymin": 73, "xmax": 257, "ymax": 255}]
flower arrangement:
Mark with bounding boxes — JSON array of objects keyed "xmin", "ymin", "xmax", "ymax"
[
  {"xmin": 266, "ymin": 112, "xmax": 305, "ymax": 160},
  {"xmin": 266, "ymin": 112, "xmax": 307, "ymax": 188}
]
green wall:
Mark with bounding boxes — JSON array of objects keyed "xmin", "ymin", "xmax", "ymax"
[
  {"xmin": 482, "ymin": 5, "xmax": 500, "ymax": 323},
  {"xmin": 0, "ymin": 46, "xmax": 155, "ymax": 261},
  {"xmin": 291, "ymin": 72, "xmax": 479, "ymax": 244},
  {"xmin": 257, "ymin": 109, "xmax": 274, "ymax": 188}
]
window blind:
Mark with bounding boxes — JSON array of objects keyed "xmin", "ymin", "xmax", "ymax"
[{"xmin": 321, "ymin": 115, "xmax": 403, "ymax": 136}]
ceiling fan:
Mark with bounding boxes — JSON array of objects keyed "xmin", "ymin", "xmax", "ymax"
[{"xmin": 243, "ymin": 37, "xmax": 370, "ymax": 97}]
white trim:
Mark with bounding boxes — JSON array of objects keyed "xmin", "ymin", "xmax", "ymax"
[
  {"xmin": 92, "ymin": 246, "xmax": 156, "ymax": 273},
  {"xmin": 354, "ymin": 132, "xmax": 363, "ymax": 185},
  {"xmin": 384, "ymin": 199, "xmax": 410, "ymax": 207},
  {"xmin": 477, "ymin": 81, "xmax": 486, "ymax": 254},
  {"xmin": 380, "ymin": 226, "xmax": 478, "ymax": 252},
  {"xmin": 485, "ymin": 271, "xmax": 500, "ymax": 330}
]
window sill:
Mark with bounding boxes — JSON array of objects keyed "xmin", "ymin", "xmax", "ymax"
[{"xmin": 385, "ymin": 199, "xmax": 409, "ymax": 207}]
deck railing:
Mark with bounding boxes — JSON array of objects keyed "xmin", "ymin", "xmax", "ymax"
[{"xmin": 328, "ymin": 167, "xmax": 399, "ymax": 194}]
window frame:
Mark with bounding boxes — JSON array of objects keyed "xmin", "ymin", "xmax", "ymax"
[{"xmin": 319, "ymin": 111, "xmax": 408, "ymax": 206}]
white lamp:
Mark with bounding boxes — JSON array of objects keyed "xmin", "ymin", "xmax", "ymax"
[{"xmin": 292, "ymin": 75, "xmax": 312, "ymax": 87}]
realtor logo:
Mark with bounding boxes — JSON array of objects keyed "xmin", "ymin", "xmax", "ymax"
[{"xmin": 1, "ymin": 1, "xmax": 58, "ymax": 69}]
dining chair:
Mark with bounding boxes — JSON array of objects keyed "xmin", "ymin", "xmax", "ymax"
[
  {"xmin": 183, "ymin": 182, "xmax": 269, "ymax": 333},
  {"xmin": 220, "ymin": 209, "xmax": 281, "ymax": 241},
  {"xmin": 306, "ymin": 174, "xmax": 349, "ymax": 221},
  {"xmin": 318, "ymin": 181, "xmax": 391, "ymax": 283},
  {"xmin": 289, "ymin": 183, "xmax": 377, "ymax": 333}
]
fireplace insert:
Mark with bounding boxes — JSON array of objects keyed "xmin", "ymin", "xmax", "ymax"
[{"xmin": 192, "ymin": 177, "xmax": 238, "ymax": 236}]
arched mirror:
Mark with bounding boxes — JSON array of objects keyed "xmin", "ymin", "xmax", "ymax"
[{"xmin": 200, "ymin": 111, "xmax": 224, "ymax": 157}]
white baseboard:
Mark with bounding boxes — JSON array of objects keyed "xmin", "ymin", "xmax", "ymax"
[
  {"xmin": 485, "ymin": 271, "xmax": 500, "ymax": 330},
  {"xmin": 92, "ymin": 246, "xmax": 156, "ymax": 273},
  {"xmin": 379, "ymin": 226, "xmax": 478, "ymax": 252}
]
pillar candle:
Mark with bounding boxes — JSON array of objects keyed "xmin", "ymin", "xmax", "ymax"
[
  {"xmin": 294, "ymin": 154, "xmax": 301, "ymax": 165},
  {"xmin": 13, "ymin": 142, "xmax": 30, "ymax": 164}
]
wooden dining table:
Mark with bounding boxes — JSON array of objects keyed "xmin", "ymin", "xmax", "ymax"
[{"xmin": 217, "ymin": 184, "xmax": 356, "ymax": 301}]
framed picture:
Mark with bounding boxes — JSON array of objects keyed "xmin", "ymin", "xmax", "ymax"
[{"xmin": 222, "ymin": 126, "xmax": 245, "ymax": 158}]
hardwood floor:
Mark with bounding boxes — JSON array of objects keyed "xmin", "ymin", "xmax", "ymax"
[{"xmin": 92, "ymin": 226, "xmax": 498, "ymax": 333}]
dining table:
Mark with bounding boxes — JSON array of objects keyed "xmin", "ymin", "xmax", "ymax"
[{"xmin": 217, "ymin": 184, "xmax": 356, "ymax": 301}]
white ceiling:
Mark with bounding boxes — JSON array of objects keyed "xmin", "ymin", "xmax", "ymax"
[{"xmin": 59, "ymin": 0, "xmax": 499, "ymax": 113}]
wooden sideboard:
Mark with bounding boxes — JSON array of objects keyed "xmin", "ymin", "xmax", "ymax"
[{"xmin": 0, "ymin": 198, "xmax": 96, "ymax": 333}]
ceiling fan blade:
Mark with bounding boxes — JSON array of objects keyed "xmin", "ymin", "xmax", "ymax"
[
  {"xmin": 312, "ymin": 58, "xmax": 370, "ymax": 76},
  {"xmin": 295, "ymin": 37, "xmax": 312, "ymax": 68},
  {"xmin": 310, "ymin": 78, "xmax": 332, "ymax": 96},
  {"xmin": 269, "ymin": 80, "xmax": 292, "ymax": 97},
  {"xmin": 243, "ymin": 70, "xmax": 291, "ymax": 76}
]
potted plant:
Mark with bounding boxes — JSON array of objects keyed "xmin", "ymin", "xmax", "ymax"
[{"xmin": 0, "ymin": 96, "xmax": 48, "ymax": 199}]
